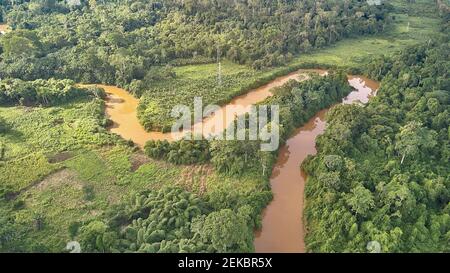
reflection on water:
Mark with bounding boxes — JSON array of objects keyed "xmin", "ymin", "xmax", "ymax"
[
  {"xmin": 254, "ymin": 76, "xmax": 379, "ymax": 253},
  {"xmin": 346, "ymin": 76, "xmax": 379, "ymax": 104}
]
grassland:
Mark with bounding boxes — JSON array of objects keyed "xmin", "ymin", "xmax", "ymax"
[
  {"xmin": 11, "ymin": 147, "xmax": 189, "ymax": 251},
  {"xmin": 291, "ymin": 8, "xmax": 441, "ymax": 67},
  {"xmin": 0, "ymin": 99, "xmax": 187, "ymax": 251}
]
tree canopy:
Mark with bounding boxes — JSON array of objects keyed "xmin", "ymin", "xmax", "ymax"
[{"xmin": 303, "ymin": 36, "xmax": 450, "ymax": 252}]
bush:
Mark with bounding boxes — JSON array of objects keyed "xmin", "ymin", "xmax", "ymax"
[
  {"xmin": 144, "ymin": 138, "xmax": 210, "ymax": 165},
  {"xmin": 0, "ymin": 78, "xmax": 101, "ymax": 106}
]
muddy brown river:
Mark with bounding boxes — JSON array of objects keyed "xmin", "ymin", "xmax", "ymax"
[
  {"xmin": 85, "ymin": 71, "xmax": 378, "ymax": 253},
  {"xmin": 0, "ymin": 23, "xmax": 9, "ymax": 33},
  {"xmin": 254, "ymin": 75, "xmax": 379, "ymax": 253}
]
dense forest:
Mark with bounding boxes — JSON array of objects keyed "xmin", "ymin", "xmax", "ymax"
[
  {"xmin": 303, "ymin": 36, "xmax": 449, "ymax": 252},
  {"xmin": 0, "ymin": 78, "xmax": 105, "ymax": 106},
  {"xmin": 75, "ymin": 187, "xmax": 256, "ymax": 253},
  {"xmin": 1, "ymin": 0, "xmax": 389, "ymax": 74}
]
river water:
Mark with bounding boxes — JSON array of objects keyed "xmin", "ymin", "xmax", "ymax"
[
  {"xmin": 253, "ymin": 75, "xmax": 379, "ymax": 253},
  {"xmin": 0, "ymin": 23, "xmax": 9, "ymax": 34}
]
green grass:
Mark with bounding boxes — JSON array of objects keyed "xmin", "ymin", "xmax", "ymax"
[
  {"xmin": 173, "ymin": 60, "xmax": 252, "ymax": 80},
  {"xmin": 290, "ymin": 13, "xmax": 440, "ymax": 68},
  {"xmin": 0, "ymin": 98, "xmax": 187, "ymax": 251},
  {"xmin": 0, "ymin": 99, "xmax": 117, "ymax": 160},
  {"xmin": 8, "ymin": 145, "xmax": 187, "ymax": 251},
  {"xmin": 0, "ymin": 100, "xmax": 113, "ymax": 194},
  {"xmin": 0, "ymin": 152, "xmax": 61, "ymax": 192}
]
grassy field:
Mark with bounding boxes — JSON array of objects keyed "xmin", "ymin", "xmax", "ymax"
[
  {"xmin": 173, "ymin": 60, "xmax": 252, "ymax": 80},
  {"xmin": 11, "ymin": 146, "xmax": 189, "ymax": 251},
  {"xmin": 291, "ymin": 11, "xmax": 440, "ymax": 67},
  {"xmin": 0, "ymin": 96, "xmax": 267, "ymax": 251},
  {"xmin": 0, "ymin": 99, "xmax": 185, "ymax": 250}
]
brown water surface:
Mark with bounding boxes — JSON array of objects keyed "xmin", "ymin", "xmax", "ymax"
[
  {"xmin": 253, "ymin": 75, "xmax": 379, "ymax": 253},
  {"xmin": 80, "ymin": 84, "xmax": 171, "ymax": 146},
  {"xmin": 0, "ymin": 23, "xmax": 9, "ymax": 33}
]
